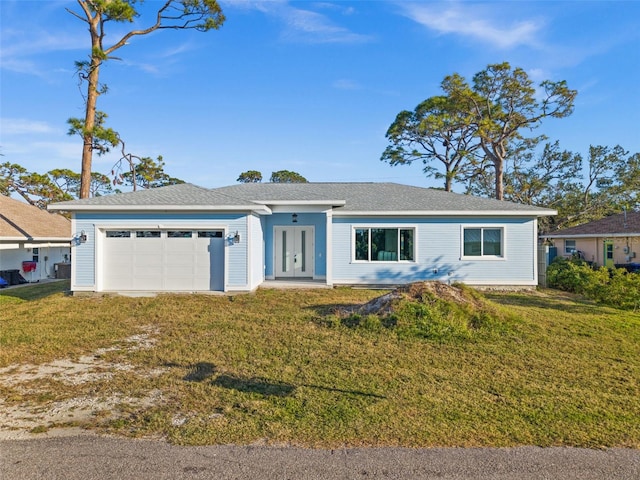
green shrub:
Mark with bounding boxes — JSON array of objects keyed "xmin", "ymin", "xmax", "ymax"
[{"xmin": 547, "ymin": 258, "xmax": 640, "ymax": 310}]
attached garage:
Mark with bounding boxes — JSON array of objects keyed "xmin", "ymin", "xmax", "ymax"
[{"xmin": 101, "ymin": 229, "xmax": 224, "ymax": 292}]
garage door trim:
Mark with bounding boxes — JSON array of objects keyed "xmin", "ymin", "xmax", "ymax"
[{"xmin": 96, "ymin": 225, "xmax": 228, "ymax": 292}]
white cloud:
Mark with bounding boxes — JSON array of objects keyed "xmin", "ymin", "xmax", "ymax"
[
  {"xmin": 0, "ymin": 118, "xmax": 58, "ymax": 136},
  {"xmin": 0, "ymin": 27, "xmax": 85, "ymax": 75},
  {"xmin": 223, "ymin": 0, "xmax": 372, "ymax": 44},
  {"xmin": 332, "ymin": 79, "xmax": 361, "ymax": 90},
  {"xmin": 399, "ymin": 2, "xmax": 544, "ymax": 49},
  {"xmin": 279, "ymin": 7, "xmax": 372, "ymax": 44}
]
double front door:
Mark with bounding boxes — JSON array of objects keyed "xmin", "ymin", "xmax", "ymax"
[{"xmin": 274, "ymin": 226, "xmax": 314, "ymax": 278}]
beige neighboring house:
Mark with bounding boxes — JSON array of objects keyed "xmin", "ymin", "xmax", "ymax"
[
  {"xmin": 0, "ymin": 195, "xmax": 72, "ymax": 284},
  {"xmin": 544, "ymin": 212, "xmax": 640, "ymax": 269}
]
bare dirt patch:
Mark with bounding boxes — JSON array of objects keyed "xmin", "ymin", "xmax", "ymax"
[
  {"xmin": 0, "ymin": 326, "xmax": 165, "ymax": 440},
  {"xmin": 349, "ymin": 281, "xmax": 483, "ymax": 317}
]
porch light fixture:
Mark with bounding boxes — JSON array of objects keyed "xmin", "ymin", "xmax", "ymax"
[
  {"xmin": 233, "ymin": 231, "xmax": 240, "ymax": 244},
  {"xmin": 79, "ymin": 230, "xmax": 87, "ymax": 243},
  {"xmin": 292, "ymin": 213, "xmax": 298, "ymax": 223}
]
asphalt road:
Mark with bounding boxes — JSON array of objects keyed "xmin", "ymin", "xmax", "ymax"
[{"xmin": 1, "ymin": 435, "xmax": 639, "ymax": 479}]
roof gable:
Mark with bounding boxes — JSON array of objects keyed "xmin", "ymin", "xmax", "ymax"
[{"xmin": 0, "ymin": 195, "xmax": 71, "ymax": 239}]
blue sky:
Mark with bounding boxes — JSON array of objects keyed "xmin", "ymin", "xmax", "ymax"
[{"xmin": 1, "ymin": 0, "xmax": 639, "ymax": 192}]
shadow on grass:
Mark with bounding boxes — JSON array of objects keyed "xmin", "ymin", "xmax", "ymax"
[
  {"xmin": 175, "ymin": 362, "xmax": 384, "ymax": 399},
  {"xmin": 213, "ymin": 375, "xmax": 295, "ymax": 397},
  {"xmin": 0, "ymin": 280, "xmax": 70, "ymax": 301},
  {"xmin": 301, "ymin": 383, "xmax": 386, "ymax": 399},
  {"xmin": 184, "ymin": 362, "xmax": 216, "ymax": 382}
]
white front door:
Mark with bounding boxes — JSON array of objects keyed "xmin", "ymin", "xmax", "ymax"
[{"xmin": 274, "ymin": 226, "xmax": 314, "ymax": 278}]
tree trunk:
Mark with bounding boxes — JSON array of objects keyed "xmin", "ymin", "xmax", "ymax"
[
  {"xmin": 79, "ymin": 19, "xmax": 102, "ymax": 199},
  {"xmin": 494, "ymin": 158, "xmax": 504, "ymax": 200},
  {"xmin": 444, "ymin": 168, "xmax": 452, "ymax": 192}
]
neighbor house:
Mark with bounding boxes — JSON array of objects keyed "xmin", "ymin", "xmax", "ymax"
[
  {"xmin": 1, "ymin": 195, "xmax": 72, "ymax": 283},
  {"xmin": 48, "ymin": 182, "xmax": 555, "ymax": 294},
  {"xmin": 543, "ymin": 211, "xmax": 640, "ymax": 268}
]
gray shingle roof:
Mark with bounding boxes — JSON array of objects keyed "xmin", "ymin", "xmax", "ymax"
[
  {"xmin": 48, "ymin": 182, "xmax": 555, "ymax": 215},
  {"xmin": 216, "ymin": 182, "xmax": 554, "ymax": 214},
  {"xmin": 545, "ymin": 212, "xmax": 640, "ymax": 237},
  {"xmin": 48, "ymin": 183, "xmax": 255, "ymax": 209}
]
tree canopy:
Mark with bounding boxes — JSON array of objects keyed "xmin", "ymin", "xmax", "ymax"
[
  {"xmin": 269, "ymin": 170, "xmax": 308, "ymax": 183},
  {"xmin": 237, "ymin": 170, "xmax": 263, "ymax": 183},
  {"xmin": 67, "ymin": 0, "xmax": 225, "ymax": 198},
  {"xmin": 1, "ymin": 159, "xmax": 183, "ymax": 209},
  {"xmin": 382, "ymin": 62, "xmax": 577, "ymax": 199},
  {"xmin": 236, "ymin": 170, "xmax": 308, "ymax": 183}
]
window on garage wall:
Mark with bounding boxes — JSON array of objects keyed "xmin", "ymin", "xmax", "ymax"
[
  {"xmin": 167, "ymin": 231, "xmax": 192, "ymax": 238},
  {"xmin": 136, "ymin": 231, "xmax": 161, "ymax": 238}
]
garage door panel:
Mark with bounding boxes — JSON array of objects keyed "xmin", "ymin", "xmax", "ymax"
[
  {"xmin": 133, "ymin": 265, "xmax": 163, "ymax": 276},
  {"xmin": 165, "ymin": 253, "xmax": 198, "ymax": 266},
  {"xmin": 102, "ymin": 229, "xmax": 224, "ymax": 292}
]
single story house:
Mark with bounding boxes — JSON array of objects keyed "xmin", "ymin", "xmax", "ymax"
[
  {"xmin": 1, "ymin": 195, "xmax": 72, "ymax": 283},
  {"xmin": 48, "ymin": 182, "xmax": 555, "ymax": 294},
  {"xmin": 543, "ymin": 211, "xmax": 640, "ymax": 268}
]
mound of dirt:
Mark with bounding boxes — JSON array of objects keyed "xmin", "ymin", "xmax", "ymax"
[{"xmin": 352, "ymin": 281, "xmax": 483, "ymax": 317}]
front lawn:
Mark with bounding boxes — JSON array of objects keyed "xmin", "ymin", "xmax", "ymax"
[{"xmin": 1, "ymin": 283, "xmax": 638, "ymax": 447}]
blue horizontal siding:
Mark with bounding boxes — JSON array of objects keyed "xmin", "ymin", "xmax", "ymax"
[
  {"xmin": 264, "ymin": 213, "xmax": 327, "ymax": 277},
  {"xmin": 331, "ymin": 216, "xmax": 537, "ymax": 285},
  {"xmin": 73, "ymin": 212, "xmax": 249, "ymax": 291}
]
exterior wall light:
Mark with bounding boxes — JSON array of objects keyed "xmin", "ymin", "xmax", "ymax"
[{"xmin": 233, "ymin": 231, "xmax": 240, "ymax": 244}]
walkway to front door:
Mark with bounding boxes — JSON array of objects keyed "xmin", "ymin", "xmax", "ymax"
[{"xmin": 274, "ymin": 226, "xmax": 314, "ymax": 278}]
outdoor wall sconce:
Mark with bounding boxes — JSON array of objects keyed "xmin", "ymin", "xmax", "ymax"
[
  {"xmin": 79, "ymin": 230, "xmax": 87, "ymax": 243},
  {"xmin": 292, "ymin": 213, "xmax": 298, "ymax": 223},
  {"xmin": 233, "ymin": 231, "xmax": 240, "ymax": 244}
]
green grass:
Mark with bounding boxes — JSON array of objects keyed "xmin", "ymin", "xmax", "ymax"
[
  {"xmin": 0, "ymin": 279, "xmax": 70, "ymax": 302},
  {"xmin": 1, "ymin": 284, "xmax": 639, "ymax": 448}
]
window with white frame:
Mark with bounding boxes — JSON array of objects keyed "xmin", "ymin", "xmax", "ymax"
[
  {"xmin": 564, "ymin": 239, "xmax": 576, "ymax": 255},
  {"xmin": 354, "ymin": 227, "xmax": 414, "ymax": 262},
  {"xmin": 463, "ymin": 227, "xmax": 503, "ymax": 257}
]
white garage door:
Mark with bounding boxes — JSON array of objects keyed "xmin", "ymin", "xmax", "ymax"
[{"xmin": 102, "ymin": 230, "xmax": 224, "ymax": 291}]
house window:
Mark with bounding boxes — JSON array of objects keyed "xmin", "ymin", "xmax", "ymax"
[
  {"xmin": 354, "ymin": 227, "xmax": 414, "ymax": 262},
  {"xmin": 463, "ymin": 228, "xmax": 503, "ymax": 257},
  {"xmin": 565, "ymin": 240, "xmax": 576, "ymax": 255},
  {"xmin": 32, "ymin": 247, "xmax": 39, "ymax": 263}
]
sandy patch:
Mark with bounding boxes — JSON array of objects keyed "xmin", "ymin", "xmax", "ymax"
[{"xmin": 0, "ymin": 326, "xmax": 166, "ymax": 440}]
